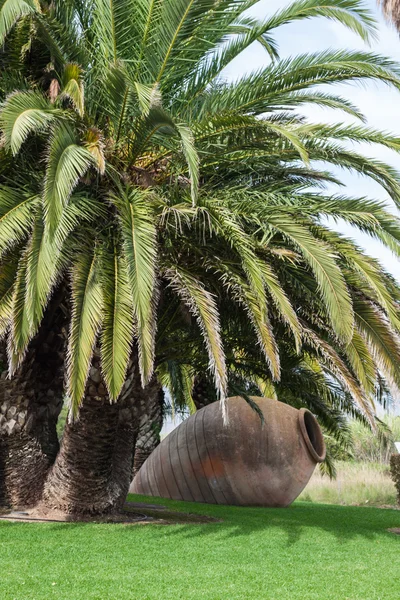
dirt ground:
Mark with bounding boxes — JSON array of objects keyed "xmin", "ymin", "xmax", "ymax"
[{"xmin": 0, "ymin": 501, "xmax": 221, "ymax": 525}]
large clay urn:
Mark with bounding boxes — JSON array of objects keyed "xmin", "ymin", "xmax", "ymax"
[{"xmin": 130, "ymin": 397, "xmax": 326, "ymax": 507}]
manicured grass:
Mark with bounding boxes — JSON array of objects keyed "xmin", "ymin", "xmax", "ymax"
[{"xmin": 1, "ymin": 495, "xmax": 400, "ymax": 599}]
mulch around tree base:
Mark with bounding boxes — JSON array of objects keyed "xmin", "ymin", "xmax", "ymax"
[{"xmin": 0, "ymin": 502, "xmax": 221, "ymax": 525}]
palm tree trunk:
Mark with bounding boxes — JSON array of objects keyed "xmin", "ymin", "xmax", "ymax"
[
  {"xmin": 0, "ymin": 438, "xmax": 7, "ymax": 507},
  {"xmin": 192, "ymin": 376, "xmax": 216, "ymax": 410},
  {"xmin": 132, "ymin": 382, "xmax": 164, "ymax": 476},
  {"xmin": 41, "ymin": 351, "xmax": 148, "ymax": 515},
  {"xmin": 0, "ymin": 305, "xmax": 66, "ymax": 508}
]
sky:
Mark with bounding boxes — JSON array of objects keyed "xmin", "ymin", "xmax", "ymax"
[{"xmin": 162, "ymin": 0, "xmax": 400, "ymax": 433}]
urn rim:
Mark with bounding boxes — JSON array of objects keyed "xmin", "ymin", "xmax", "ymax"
[{"xmin": 298, "ymin": 408, "xmax": 326, "ymax": 463}]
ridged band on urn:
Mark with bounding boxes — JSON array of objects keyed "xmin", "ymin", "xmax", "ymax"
[{"xmin": 131, "ymin": 397, "xmax": 326, "ymax": 507}]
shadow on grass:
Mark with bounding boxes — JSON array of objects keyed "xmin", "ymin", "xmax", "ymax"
[
  {"xmin": 1, "ymin": 496, "xmax": 400, "ymax": 547},
  {"xmin": 152, "ymin": 500, "xmax": 400, "ymax": 546}
]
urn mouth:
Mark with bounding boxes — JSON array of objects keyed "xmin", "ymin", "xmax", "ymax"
[{"xmin": 298, "ymin": 409, "xmax": 326, "ymax": 463}]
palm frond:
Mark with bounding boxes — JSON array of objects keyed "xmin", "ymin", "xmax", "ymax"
[
  {"xmin": 0, "ymin": 258, "xmax": 18, "ymax": 340},
  {"xmin": 164, "ymin": 265, "xmax": 227, "ymax": 412},
  {"xmin": 0, "ymin": 185, "xmax": 38, "ymax": 258},
  {"xmin": 346, "ymin": 329, "xmax": 377, "ymax": 396},
  {"xmin": 100, "ymin": 246, "xmax": 135, "ymax": 401},
  {"xmin": 0, "ymin": 91, "xmax": 63, "ymax": 155},
  {"xmin": 0, "ymin": 0, "xmax": 39, "ymax": 45},
  {"xmin": 60, "ymin": 63, "xmax": 85, "ymax": 116},
  {"xmin": 67, "ymin": 247, "xmax": 104, "ymax": 417},
  {"xmin": 131, "ymin": 106, "xmax": 199, "ymax": 205},
  {"xmin": 110, "ymin": 185, "xmax": 157, "ymax": 385},
  {"xmin": 8, "ymin": 251, "xmax": 30, "ymax": 373},
  {"xmin": 157, "ymin": 360, "xmax": 196, "ymax": 415},
  {"xmin": 261, "ymin": 0, "xmax": 377, "ymax": 43},
  {"xmin": 302, "ymin": 325, "xmax": 374, "ymax": 422},
  {"xmin": 43, "ymin": 123, "xmax": 95, "ymax": 237},
  {"xmin": 354, "ymin": 297, "xmax": 400, "ymax": 395},
  {"xmin": 266, "ymin": 215, "xmax": 354, "ymax": 343}
]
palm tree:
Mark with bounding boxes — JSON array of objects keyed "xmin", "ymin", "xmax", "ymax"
[
  {"xmin": 2, "ymin": 0, "xmax": 400, "ymax": 513},
  {"xmin": 0, "ymin": 20, "xmax": 70, "ymax": 508},
  {"xmin": 379, "ymin": 0, "xmax": 400, "ymax": 29}
]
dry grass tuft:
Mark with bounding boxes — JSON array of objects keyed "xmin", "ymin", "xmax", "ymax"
[{"xmin": 299, "ymin": 461, "xmax": 398, "ymax": 506}]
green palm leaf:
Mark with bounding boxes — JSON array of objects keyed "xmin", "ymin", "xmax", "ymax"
[
  {"xmin": 8, "ymin": 209, "xmax": 67, "ymax": 368},
  {"xmin": 67, "ymin": 247, "xmax": 104, "ymax": 417},
  {"xmin": 132, "ymin": 106, "xmax": 199, "ymax": 205},
  {"xmin": 91, "ymin": 0, "xmax": 137, "ymax": 64},
  {"xmin": 184, "ymin": 2, "xmax": 381, "ymax": 101},
  {"xmin": 0, "ymin": 258, "xmax": 18, "ymax": 340},
  {"xmin": 110, "ymin": 186, "xmax": 157, "ymax": 385},
  {"xmin": 200, "ymin": 198, "xmax": 301, "ymax": 352},
  {"xmin": 258, "ymin": 261, "xmax": 302, "ymax": 351},
  {"xmin": 164, "ymin": 265, "xmax": 227, "ymax": 407},
  {"xmin": 205, "ymin": 260, "xmax": 281, "ymax": 379},
  {"xmin": 43, "ymin": 123, "xmax": 95, "ymax": 237},
  {"xmin": 101, "ymin": 64, "xmax": 136, "ymax": 140},
  {"xmin": 0, "ymin": 185, "xmax": 39, "ymax": 258},
  {"xmin": 266, "ymin": 216, "xmax": 354, "ymax": 343},
  {"xmin": 157, "ymin": 361, "xmax": 196, "ymax": 416},
  {"xmin": 0, "ymin": 91, "xmax": 62, "ymax": 155},
  {"xmin": 346, "ymin": 329, "xmax": 377, "ymax": 396},
  {"xmin": 262, "ymin": 0, "xmax": 377, "ymax": 42},
  {"xmin": 354, "ymin": 297, "xmax": 400, "ymax": 393},
  {"xmin": 202, "ymin": 50, "xmax": 400, "ymax": 117},
  {"xmin": 239, "ymin": 284, "xmax": 280, "ymax": 381},
  {"xmin": 8, "ymin": 252, "xmax": 30, "ymax": 373},
  {"xmin": 100, "ymin": 247, "xmax": 135, "ymax": 400},
  {"xmin": 60, "ymin": 63, "xmax": 85, "ymax": 116},
  {"xmin": 314, "ymin": 227, "xmax": 400, "ymax": 332},
  {"xmin": 302, "ymin": 325, "xmax": 374, "ymax": 421},
  {"xmin": 0, "ymin": 0, "xmax": 39, "ymax": 45},
  {"xmin": 24, "ymin": 211, "xmax": 67, "ymax": 339}
]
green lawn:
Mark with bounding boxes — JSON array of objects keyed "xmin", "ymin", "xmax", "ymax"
[{"xmin": 1, "ymin": 495, "xmax": 400, "ymax": 600}]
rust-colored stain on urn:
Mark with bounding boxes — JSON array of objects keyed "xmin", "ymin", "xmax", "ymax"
[{"xmin": 130, "ymin": 397, "xmax": 326, "ymax": 507}]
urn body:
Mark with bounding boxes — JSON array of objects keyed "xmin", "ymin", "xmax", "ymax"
[{"xmin": 131, "ymin": 397, "xmax": 325, "ymax": 507}]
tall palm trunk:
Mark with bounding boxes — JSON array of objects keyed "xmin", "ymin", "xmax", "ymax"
[
  {"xmin": 41, "ymin": 351, "xmax": 161, "ymax": 515},
  {"xmin": 0, "ymin": 305, "xmax": 66, "ymax": 508},
  {"xmin": 133, "ymin": 384, "xmax": 164, "ymax": 476}
]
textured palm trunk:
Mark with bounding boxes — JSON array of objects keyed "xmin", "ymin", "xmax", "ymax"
[
  {"xmin": 0, "ymin": 307, "xmax": 66, "ymax": 508},
  {"xmin": 41, "ymin": 351, "xmax": 158, "ymax": 515},
  {"xmin": 132, "ymin": 383, "xmax": 164, "ymax": 476},
  {"xmin": 192, "ymin": 376, "xmax": 216, "ymax": 410}
]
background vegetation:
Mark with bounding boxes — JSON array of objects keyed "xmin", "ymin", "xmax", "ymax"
[
  {"xmin": 298, "ymin": 414, "xmax": 400, "ymax": 505},
  {"xmin": 300, "ymin": 461, "xmax": 397, "ymax": 505}
]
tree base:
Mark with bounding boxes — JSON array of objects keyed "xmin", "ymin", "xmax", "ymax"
[
  {"xmin": 0, "ymin": 501, "xmax": 219, "ymax": 525},
  {"xmin": 0, "ymin": 434, "xmax": 53, "ymax": 508},
  {"xmin": 0, "ymin": 504, "xmax": 148, "ymax": 523},
  {"xmin": 41, "ymin": 353, "xmax": 138, "ymax": 516}
]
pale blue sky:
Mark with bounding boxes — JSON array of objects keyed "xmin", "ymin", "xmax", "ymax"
[{"xmin": 163, "ymin": 0, "xmax": 400, "ymax": 432}]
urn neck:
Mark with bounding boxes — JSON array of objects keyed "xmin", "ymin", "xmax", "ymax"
[{"xmin": 298, "ymin": 409, "xmax": 326, "ymax": 463}]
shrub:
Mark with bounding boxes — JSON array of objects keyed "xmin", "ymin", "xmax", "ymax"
[{"xmin": 349, "ymin": 417, "xmax": 400, "ymax": 464}]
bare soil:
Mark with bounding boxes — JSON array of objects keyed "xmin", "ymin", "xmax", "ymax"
[{"xmin": 0, "ymin": 501, "xmax": 221, "ymax": 525}]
